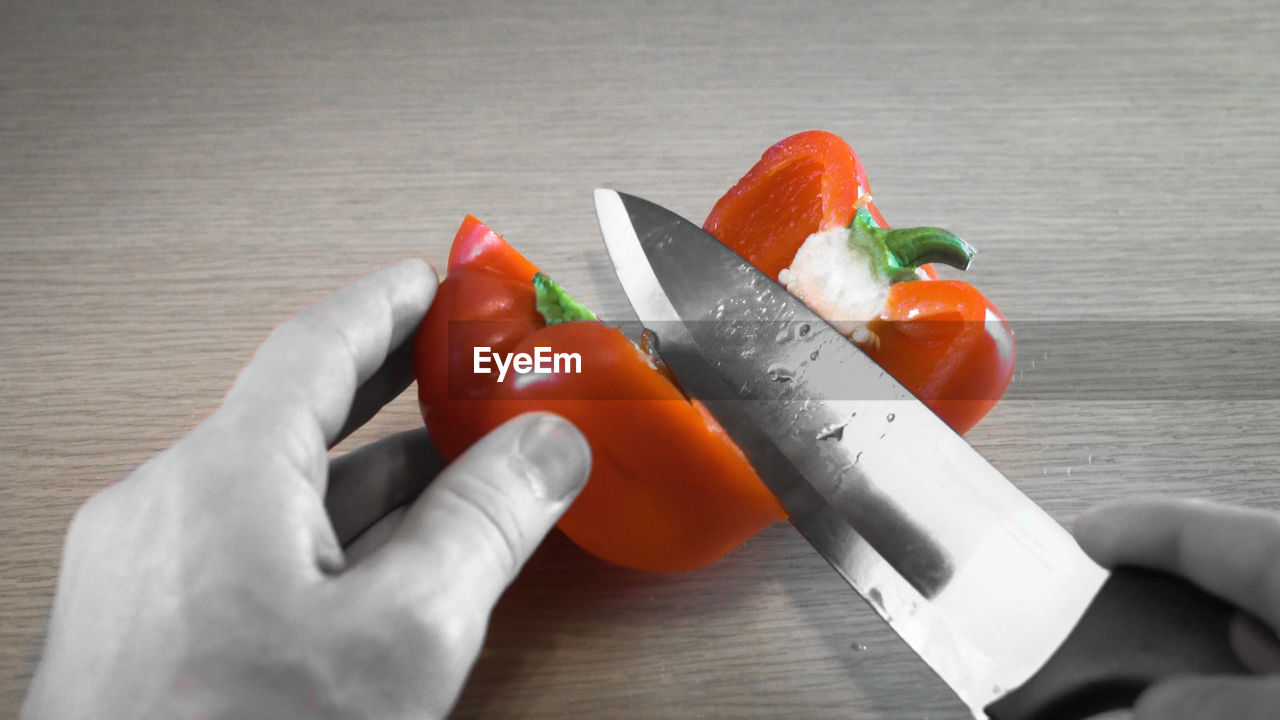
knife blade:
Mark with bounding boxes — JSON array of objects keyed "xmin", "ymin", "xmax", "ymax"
[{"xmin": 593, "ymin": 188, "xmax": 1247, "ymax": 719}]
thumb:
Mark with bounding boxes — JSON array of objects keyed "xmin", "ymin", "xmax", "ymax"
[
  {"xmin": 367, "ymin": 412, "xmax": 591, "ymax": 612},
  {"xmin": 1135, "ymin": 675, "xmax": 1280, "ymax": 720}
]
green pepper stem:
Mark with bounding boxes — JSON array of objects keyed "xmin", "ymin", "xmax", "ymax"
[
  {"xmin": 849, "ymin": 207, "xmax": 975, "ymax": 284},
  {"xmin": 533, "ymin": 272, "xmax": 598, "ymax": 325}
]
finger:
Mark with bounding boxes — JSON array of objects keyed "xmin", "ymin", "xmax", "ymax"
[
  {"xmin": 326, "ymin": 428, "xmax": 444, "ymax": 546},
  {"xmin": 344, "ymin": 506, "xmax": 409, "ymax": 565},
  {"xmin": 1074, "ymin": 498, "xmax": 1280, "ymax": 627},
  {"xmin": 1134, "ymin": 675, "xmax": 1280, "ymax": 720},
  {"xmin": 215, "ymin": 259, "xmax": 437, "ymax": 490},
  {"xmin": 1230, "ymin": 612, "xmax": 1280, "ymax": 674},
  {"xmin": 332, "ymin": 335, "xmax": 417, "ymax": 446},
  {"xmin": 361, "ymin": 412, "xmax": 590, "ymax": 613}
]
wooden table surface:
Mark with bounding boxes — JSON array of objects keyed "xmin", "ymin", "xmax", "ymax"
[{"xmin": 3, "ymin": 1, "xmax": 1278, "ymax": 717}]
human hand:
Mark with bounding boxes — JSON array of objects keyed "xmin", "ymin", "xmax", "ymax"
[
  {"xmin": 1075, "ymin": 498, "xmax": 1280, "ymax": 719},
  {"xmin": 23, "ymin": 259, "xmax": 591, "ymax": 720}
]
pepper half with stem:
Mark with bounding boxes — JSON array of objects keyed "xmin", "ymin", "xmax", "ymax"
[
  {"xmin": 414, "ymin": 216, "xmax": 784, "ymax": 573},
  {"xmin": 705, "ymin": 131, "xmax": 1016, "ymax": 434}
]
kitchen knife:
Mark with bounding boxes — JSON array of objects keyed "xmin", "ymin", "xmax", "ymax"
[{"xmin": 593, "ymin": 188, "xmax": 1247, "ymax": 720}]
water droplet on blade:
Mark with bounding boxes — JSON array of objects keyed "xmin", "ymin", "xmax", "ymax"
[
  {"xmin": 766, "ymin": 363, "xmax": 795, "ymax": 382},
  {"xmin": 817, "ymin": 421, "xmax": 846, "ymax": 441},
  {"xmin": 886, "ymin": 413, "xmax": 895, "ymax": 422}
]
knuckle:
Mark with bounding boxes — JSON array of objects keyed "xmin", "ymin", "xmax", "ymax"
[
  {"xmin": 264, "ymin": 311, "xmax": 358, "ymax": 385},
  {"xmin": 66, "ymin": 464, "xmax": 156, "ymax": 545},
  {"xmin": 67, "ymin": 486, "xmax": 113, "ymax": 541},
  {"xmin": 437, "ymin": 477, "xmax": 526, "ymax": 580},
  {"xmin": 380, "ymin": 593, "xmax": 484, "ymax": 665},
  {"xmin": 203, "ymin": 394, "xmax": 329, "ymax": 485},
  {"xmin": 328, "ymin": 586, "xmax": 485, "ymax": 718}
]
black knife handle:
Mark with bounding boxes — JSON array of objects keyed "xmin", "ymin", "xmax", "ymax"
[{"xmin": 984, "ymin": 566, "xmax": 1246, "ymax": 720}]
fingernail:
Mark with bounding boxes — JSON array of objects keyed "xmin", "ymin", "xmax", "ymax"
[{"xmin": 515, "ymin": 414, "xmax": 591, "ymax": 502}]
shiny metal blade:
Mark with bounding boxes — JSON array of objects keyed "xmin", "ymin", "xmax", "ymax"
[{"xmin": 594, "ymin": 188, "xmax": 1108, "ymax": 717}]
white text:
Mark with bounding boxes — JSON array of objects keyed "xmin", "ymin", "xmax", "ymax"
[{"xmin": 473, "ymin": 346, "xmax": 583, "ymax": 382}]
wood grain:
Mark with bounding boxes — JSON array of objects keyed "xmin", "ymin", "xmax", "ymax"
[{"xmin": 3, "ymin": 1, "xmax": 1278, "ymax": 716}]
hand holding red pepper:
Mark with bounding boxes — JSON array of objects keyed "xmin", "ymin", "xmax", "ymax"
[{"xmin": 25, "ymin": 261, "xmax": 593, "ymax": 719}]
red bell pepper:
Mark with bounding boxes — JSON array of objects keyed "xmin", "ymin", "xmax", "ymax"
[
  {"xmin": 704, "ymin": 131, "xmax": 1015, "ymax": 433},
  {"xmin": 413, "ymin": 216, "xmax": 784, "ymax": 573},
  {"xmin": 414, "ymin": 133, "xmax": 1014, "ymax": 573}
]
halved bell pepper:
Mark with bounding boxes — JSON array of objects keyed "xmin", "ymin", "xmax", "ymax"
[
  {"xmin": 704, "ymin": 130, "xmax": 1016, "ymax": 433},
  {"xmin": 414, "ymin": 133, "xmax": 1015, "ymax": 573},
  {"xmin": 413, "ymin": 216, "xmax": 785, "ymax": 573}
]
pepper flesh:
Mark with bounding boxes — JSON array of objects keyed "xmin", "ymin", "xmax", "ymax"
[
  {"xmin": 704, "ymin": 130, "xmax": 892, "ymax": 279},
  {"xmin": 414, "ymin": 217, "xmax": 784, "ymax": 573},
  {"xmin": 704, "ymin": 130, "xmax": 1015, "ymax": 434}
]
